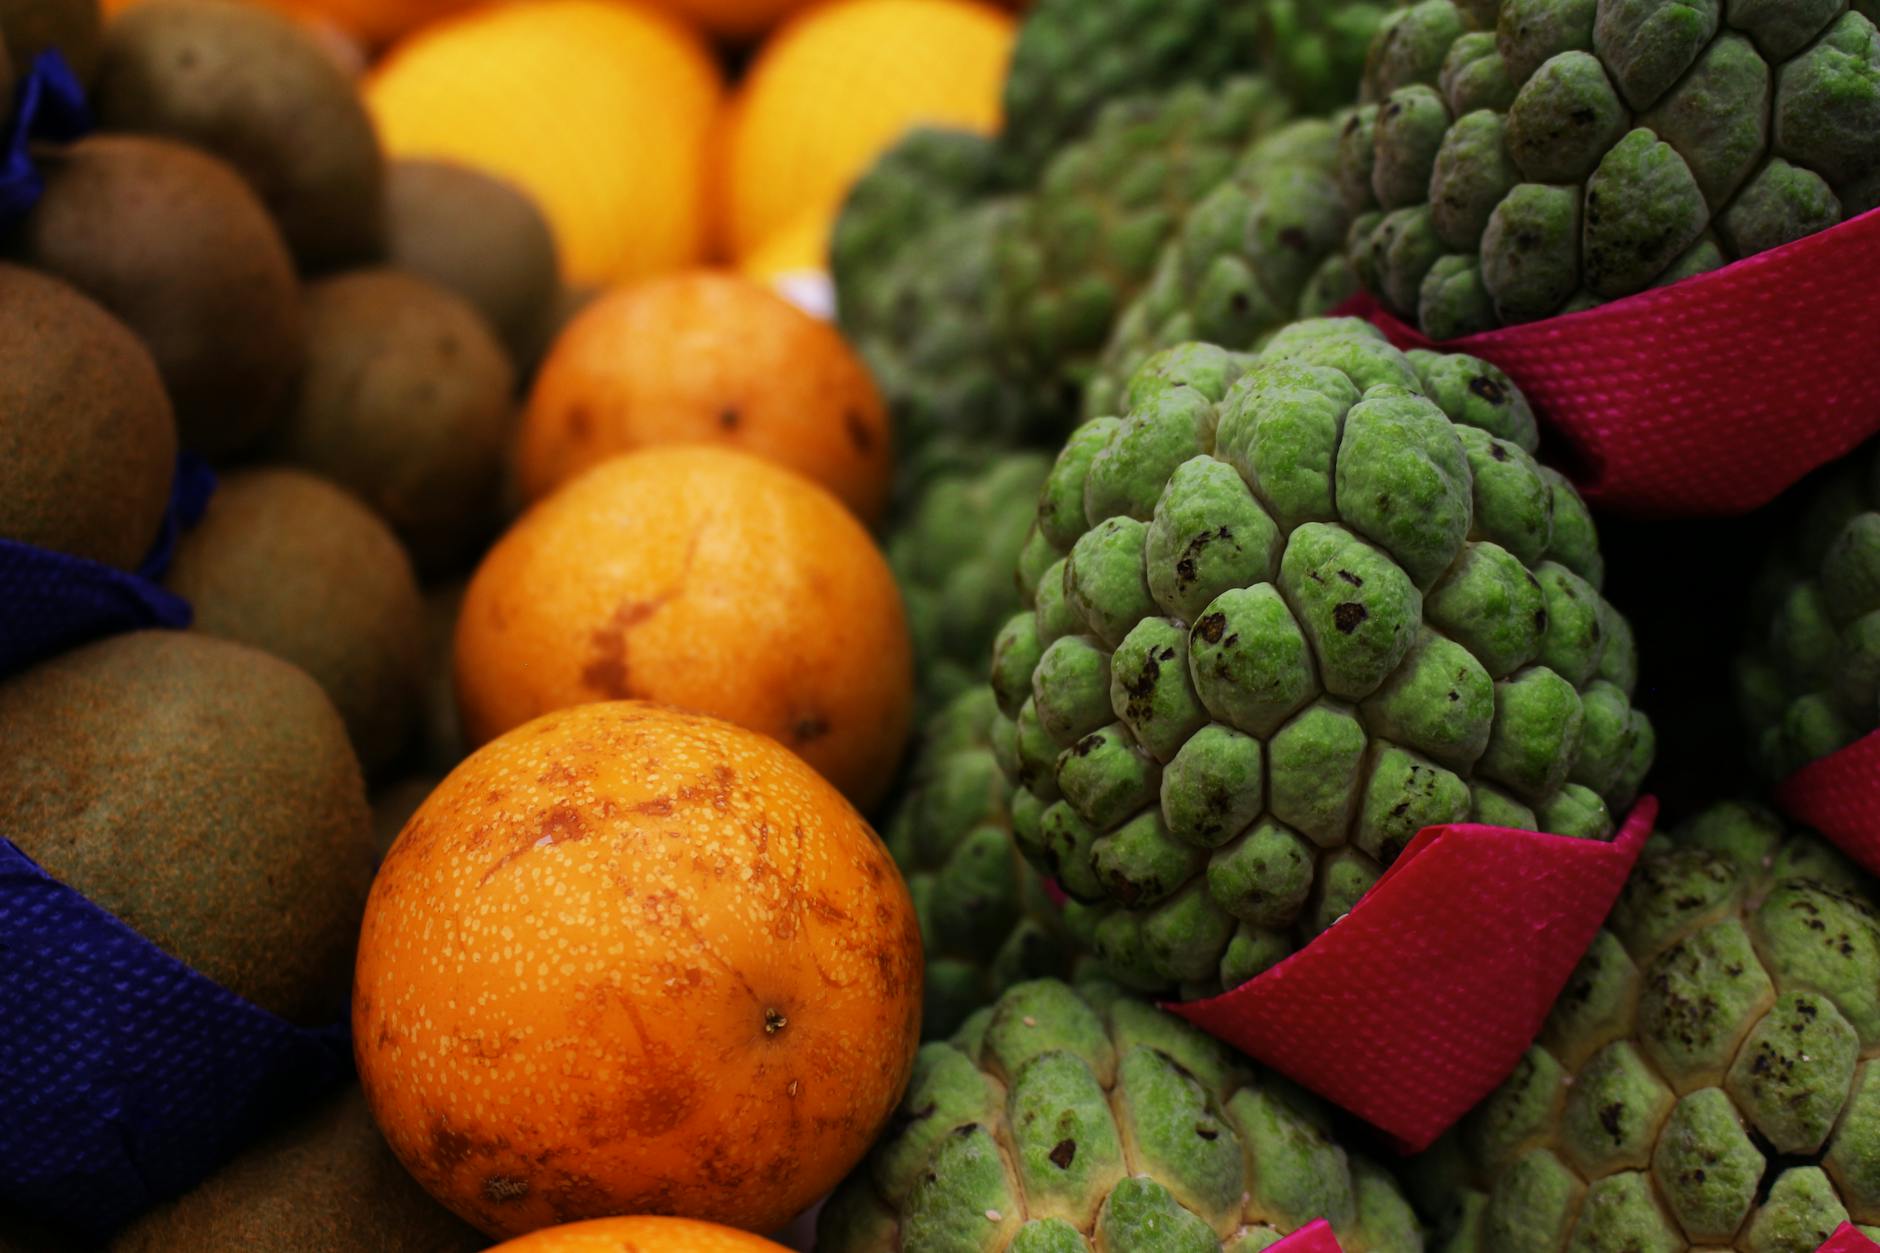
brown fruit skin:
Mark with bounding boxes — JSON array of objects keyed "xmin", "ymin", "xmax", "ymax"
[
  {"xmin": 94, "ymin": 0, "xmax": 384, "ymax": 271},
  {"xmin": 13, "ymin": 135, "xmax": 304, "ymax": 458},
  {"xmin": 164, "ymin": 468, "xmax": 425, "ymax": 775},
  {"xmin": 0, "ymin": 263, "xmax": 175, "ymax": 569},
  {"xmin": 110, "ymin": 1086, "xmax": 485, "ymax": 1253},
  {"xmin": 385, "ymin": 159, "xmax": 560, "ymax": 372},
  {"xmin": 2, "ymin": 0, "xmax": 103, "ymax": 83},
  {"xmin": 0, "ymin": 631, "xmax": 374, "ymax": 1024},
  {"xmin": 268, "ymin": 270, "xmax": 515, "ymax": 575}
]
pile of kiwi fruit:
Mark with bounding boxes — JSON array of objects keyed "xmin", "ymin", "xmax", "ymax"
[{"xmin": 0, "ymin": 0, "xmax": 573, "ymax": 1245}]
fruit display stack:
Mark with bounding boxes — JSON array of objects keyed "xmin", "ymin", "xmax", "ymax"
[{"xmin": 3, "ymin": 1, "xmax": 1880, "ymax": 1252}]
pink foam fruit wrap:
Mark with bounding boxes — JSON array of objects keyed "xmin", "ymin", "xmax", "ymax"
[
  {"xmin": 1778, "ymin": 730, "xmax": 1880, "ymax": 879},
  {"xmin": 1273, "ymin": 1219, "xmax": 1877, "ymax": 1252},
  {"xmin": 1341, "ymin": 206, "xmax": 1880, "ymax": 519},
  {"xmin": 1165, "ymin": 799, "xmax": 1657, "ymax": 1151}
]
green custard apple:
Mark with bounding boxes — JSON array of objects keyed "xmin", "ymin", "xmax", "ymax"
[
  {"xmin": 884, "ymin": 689, "xmax": 1074, "ymax": 1040},
  {"xmin": 893, "ymin": 448, "xmax": 1056, "ymax": 712},
  {"xmin": 991, "ymin": 319, "xmax": 1653, "ymax": 998},
  {"xmin": 1418, "ymin": 801, "xmax": 1880, "ymax": 1250},
  {"xmin": 833, "ymin": 126, "xmax": 1001, "ymax": 338},
  {"xmin": 995, "ymin": 77, "xmax": 1296, "ymax": 416},
  {"xmin": 1737, "ymin": 440, "xmax": 1880, "ymax": 780},
  {"xmin": 819, "ymin": 977, "xmax": 1426, "ymax": 1252},
  {"xmin": 1339, "ymin": 0, "xmax": 1880, "ymax": 338},
  {"xmin": 1085, "ymin": 116, "xmax": 1360, "ymax": 422}
]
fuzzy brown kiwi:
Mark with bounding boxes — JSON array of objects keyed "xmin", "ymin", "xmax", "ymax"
[
  {"xmin": 0, "ymin": 263, "xmax": 175, "ymax": 569},
  {"xmin": 2, "ymin": 0, "xmax": 102, "ymax": 84},
  {"xmin": 385, "ymin": 159, "xmax": 559, "ymax": 372},
  {"xmin": 94, "ymin": 0, "xmax": 384, "ymax": 271},
  {"xmin": 269, "ymin": 270, "xmax": 515, "ymax": 575},
  {"xmin": 163, "ymin": 468, "xmax": 424, "ymax": 775},
  {"xmin": 109, "ymin": 1086, "xmax": 486, "ymax": 1252},
  {"xmin": 12, "ymin": 134, "xmax": 303, "ymax": 458},
  {"xmin": 0, "ymin": 631, "xmax": 374, "ymax": 1025}
]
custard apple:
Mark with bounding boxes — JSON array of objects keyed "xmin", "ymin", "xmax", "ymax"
[
  {"xmin": 833, "ymin": 126, "xmax": 1000, "ymax": 338},
  {"xmin": 1085, "ymin": 116, "xmax": 1360, "ymax": 422},
  {"xmin": 893, "ymin": 448, "xmax": 1055, "ymax": 713},
  {"xmin": 884, "ymin": 689, "xmax": 1074, "ymax": 1040},
  {"xmin": 1257, "ymin": 1, "xmax": 1398, "ymax": 113},
  {"xmin": 990, "ymin": 319, "xmax": 1653, "ymax": 998},
  {"xmin": 1419, "ymin": 801, "xmax": 1880, "ymax": 1250},
  {"xmin": 1737, "ymin": 440, "xmax": 1880, "ymax": 780},
  {"xmin": 995, "ymin": 78, "xmax": 1295, "ymax": 416},
  {"xmin": 998, "ymin": 0, "xmax": 1268, "ymax": 177},
  {"xmin": 819, "ymin": 977, "xmax": 1426, "ymax": 1251},
  {"xmin": 1339, "ymin": 0, "xmax": 1880, "ymax": 338}
]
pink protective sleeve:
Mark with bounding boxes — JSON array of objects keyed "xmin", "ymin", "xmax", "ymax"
[
  {"xmin": 1165, "ymin": 801, "xmax": 1657, "ymax": 1150},
  {"xmin": 1778, "ymin": 730, "xmax": 1880, "ymax": 877},
  {"xmin": 1272, "ymin": 1221, "xmax": 1879, "ymax": 1251},
  {"xmin": 1340, "ymin": 207, "xmax": 1880, "ymax": 518}
]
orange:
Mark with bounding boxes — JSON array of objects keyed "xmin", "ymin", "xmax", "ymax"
[
  {"xmin": 354, "ymin": 702, "xmax": 923, "ymax": 1238},
  {"xmin": 518, "ymin": 272, "xmax": 888, "ymax": 525},
  {"xmin": 455, "ymin": 446, "xmax": 912, "ymax": 810},
  {"xmin": 489, "ymin": 1215, "xmax": 792, "ymax": 1251},
  {"xmin": 263, "ymin": 0, "xmax": 475, "ymax": 46},
  {"xmin": 367, "ymin": 1, "xmax": 723, "ymax": 287},
  {"xmin": 715, "ymin": 0, "xmax": 1013, "ymax": 261}
]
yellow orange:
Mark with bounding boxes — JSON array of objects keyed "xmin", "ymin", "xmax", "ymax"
[
  {"xmin": 489, "ymin": 1215, "xmax": 793, "ymax": 1251},
  {"xmin": 455, "ymin": 446, "xmax": 913, "ymax": 809},
  {"xmin": 355, "ymin": 701, "xmax": 923, "ymax": 1238},
  {"xmin": 518, "ymin": 271, "xmax": 888, "ymax": 524},
  {"xmin": 715, "ymin": 0, "xmax": 1013, "ymax": 261},
  {"xmin": 368, "ymin": 0, "xmax": 724, "ymax": 287}
]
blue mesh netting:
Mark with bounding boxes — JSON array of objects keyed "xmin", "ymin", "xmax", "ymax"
[
  {"xmin": 0, "ymin": 454, "xmax": 217, "ymax": 678},
  {"xmin": 0, "ymin": 49, "xmax": 89, "ymax": 224},
  {"xmin": 0, "ymin": 839, "xmax": 352, "ymax": 1239}
]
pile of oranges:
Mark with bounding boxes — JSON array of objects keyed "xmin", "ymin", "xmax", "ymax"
[{"xmin": 217, "ymin": 0, "xmax": 1025, "ymax": 294}]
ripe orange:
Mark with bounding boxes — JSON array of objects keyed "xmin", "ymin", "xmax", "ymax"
[
  {"xmin": 456, "ymin": 446, "xmax": 912, "ymax": 810},
  {"xmin": 489, "ymin": 1215, "xmax": 792, "ymax": 1251},
  {"xmin": 367, "ymin": 0, "xmax": 723, "ymax": 287},
  {"xmin": 518, "ymin": 272, "xmax": 889, "ymax": 525},
  {"xmin": 354, "ymin": 701, "xmax": 923, "ymax": 1238},
  {"xmin": 654, "ymin": 0, "xmax": 817, "ymax": 41},
  {"xmin": 714, "ymin": 0, "xmax": 1013, "ymax": 260}
]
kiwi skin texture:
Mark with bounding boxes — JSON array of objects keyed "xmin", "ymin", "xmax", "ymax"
[
  {"xmin": 386, "ymin": 159, "xmax": 559, "ymax": 371},
  {"xmin": 95, "ymin": 0, "xmax": 385, "ymax": 271},
  {"xmin": 0, "ymin": 631, "xmax": 374, "ymax": 1025},
  {"xmin": 109, "ymin": 1086, "xmax": 486, "ymax": 1253},
  {"xmin": 2, "ymin": 0, "xmax": 103, "ymax": 84},
  {"xmin": 164, "ymin": 468, "xmax": 425, "ymax": 775},
  {"xmin": 0, "ymin": 263, "xmax": 175, "ymax": 569},
  {"xmin": 12, "ymin": 134, "xmax": 304, "ymax": 459},
  {"xmin": 271, "ymin": 270, "xmax": 515, "ymax": 576}
]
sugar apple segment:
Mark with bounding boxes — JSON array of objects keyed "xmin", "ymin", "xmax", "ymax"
[
  {"xmin": 885, "ymin": 687, "xmax": 1074, "ymax": 1040},
  {"xmin": 1085, "ymin": 116, "xmax": 1361, "ymax": 423},
  {"xmin": 1738, "ymin": 440, "xmax": 1880, "ymax": 779},
  {"xmin": 1341, "ymin": 0, "xmax": 1880, "ymax": 336},
  {"xmin": 1430, "ymin": 802, "xmax": 1880, "ymax": 1250},
  {"xmin": 995, "ymin": 78, "xmax": 1297, "ymax": 414},
  {"xmin": 893, "ymin": 450, "xmax": 1055, "ymax": 715},
  {"xmin": 994, "ymin": 320, "xmax": 1650, "ymax": 996},
  {"xmin": 817, "ymin": 979, "xmax": 1426, "ymax": 1252}
]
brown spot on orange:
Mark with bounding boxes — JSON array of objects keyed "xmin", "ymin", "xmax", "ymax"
[
  {"xmin": 792, "ymin": 714, "xmax": 830, "ymax": 744},
  {"xmin": 844, "ymin": 409, "xmax": 874, "ymax": 455},
  {"xmin": 580, "ymin": 598, "xmax": 665, "ymax": 698}
]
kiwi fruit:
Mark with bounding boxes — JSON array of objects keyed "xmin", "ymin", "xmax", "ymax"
[
  {"xmin": 2, "ymin": 0, "xmax": 102, "ymax": 84},
  {"xmin": 0, "ymin": 263, "xmax": 175, "ymax": 569},
  {"xmin": 385, "ymin": 159, "xmax": 559, "ymax": 371},
  {"xmin": 164, "ymin": 468, "xmax": 424, "ymax": 775},
  {"xmin": 0, "ymin": 631, "xmax": 373, "ymax": 1024},
  {"xmin": 94, "ymin": 0, "xmax": 384, "ymax": 271},
  {"xmin": 270, "ymin": 270, "xmax": 514, "ymax": 575},
  {"xmin": 111, "ymin": 1086, "xmax": 486, "ymax": 1252},
  {"xmin": 12, "ymin": 134, "xmax": 303, "ymax": 459}
]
